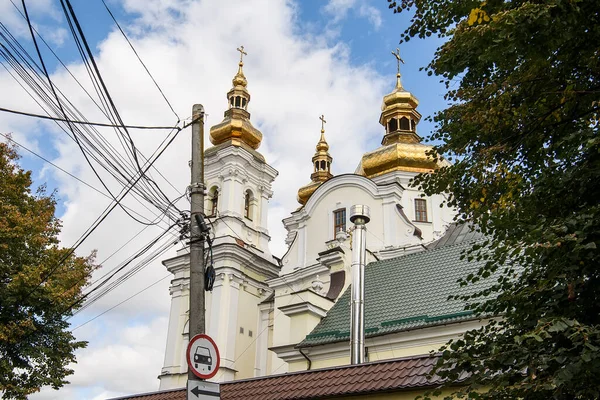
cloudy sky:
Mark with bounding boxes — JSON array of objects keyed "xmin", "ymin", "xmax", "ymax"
[{"xmin": 0, "ymin": 0, "xmax": 447, "ymax": 398}]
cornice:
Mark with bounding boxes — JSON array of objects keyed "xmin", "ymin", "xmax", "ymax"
[
  {"xmin": 278, "ymin": 302, "xmax": 328, "ymax": 318},
  {"xmin": 268, "ymin": 263, "xmax": 329, "ymax": 289}
]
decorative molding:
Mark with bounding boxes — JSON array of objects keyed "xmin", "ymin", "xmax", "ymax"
[{"xmin": 278, "ymin": 302, "xmax": 328, "ymax": 318}]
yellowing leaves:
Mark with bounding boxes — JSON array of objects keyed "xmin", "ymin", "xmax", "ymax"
[{"xmin": 468, "ymin": 6, "xmax": 491, "ymax": 26}]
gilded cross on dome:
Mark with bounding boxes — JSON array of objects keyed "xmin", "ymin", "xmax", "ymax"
[
  {"xmin": 391, "ymin": 48, "xmax": 404, "ymax": 74},
  {"xmin": 319, "ymin": 114, "xmax": 326, "ymax": 133},
  {"xmin": 391, "ymin": 48, "xmax": 405, "ymax": 89},
  {"xmin": 237, "ymin": 46, "xmax": 247, "ymax": 64}
]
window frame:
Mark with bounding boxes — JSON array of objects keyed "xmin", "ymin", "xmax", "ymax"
[
  {"xmin": 414, "ymin": 198, "xmax": 428, "ymax": 222},
  {"xmin": 333, "ymin": 208, "xmax": 347, "ymax": 237}
]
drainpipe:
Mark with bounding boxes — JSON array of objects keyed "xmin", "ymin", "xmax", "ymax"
[
  {"xmin": 349, "ymin": 205, "xmax": 370, "ymax": 365},
  {"xmin": 298, "ymin": 347, "xmax": 312, "ymax": 371}
]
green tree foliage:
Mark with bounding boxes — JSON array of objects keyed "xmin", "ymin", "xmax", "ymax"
[
  {"xmin": 0, "ymin": 140, "xmax": 96, "ymax": 399},
  {"xmin": 388, "ymin": 0, "xmax": 600, "ymax": 398}
]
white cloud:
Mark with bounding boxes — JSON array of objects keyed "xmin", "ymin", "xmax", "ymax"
[
  {"xmin": 323, "ymin": 0, "xmax": 382, "ymax": 30},
  {"xmin": 3, "ymin": 0, "xmax": 392, "ymax": 398}
]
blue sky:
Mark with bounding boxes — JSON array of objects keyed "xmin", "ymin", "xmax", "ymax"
[
  {"xmin": 1, "ymin": 1, "xmax": 449, "ymax": 398},
  {"xmin": 10, "ymin": 0, "xmax": 447, "ymax": 214}
]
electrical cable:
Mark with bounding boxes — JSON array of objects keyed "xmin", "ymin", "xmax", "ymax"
[
  {"xmin": 70, "ymin": 273, "xmax": 172, "ymax": 332},
  {"xmin": 100, "ymin": 0, "xmax": 180, "ymax": 122},
  {"xmin": 0, "ymin": 106, "xmax": 180, "ymax": 129},
  {"xmin": 0, "ymin": 19, "xmax": 183, "ymax": 219},
  {"xmin": 0, "ymin": 132, "xmax": 176, "ymax": 228},
  {"xmin": 19, "ymin": 116, "xmax": 192, "ymax": 304}
]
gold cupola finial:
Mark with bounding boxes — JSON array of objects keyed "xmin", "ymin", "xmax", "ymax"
[
  {"xmin": 297, "ymin": 115, "xmax": 334, "ymax": 205},
  {"xmin": 232, "ymin": 45, "xmax": 248, "ymax": 87},
  {"xmin": 209, "ymin": 46, "xmax": 263, "ymax": 151},
  {"xmin": 391, "ymin": 48, "xmax": 405, "ymax": 90}
]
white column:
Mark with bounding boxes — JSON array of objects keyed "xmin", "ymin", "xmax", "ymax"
[{"xmin": 254, "ymin": 303, "xmax": 272, "ymax": 377}]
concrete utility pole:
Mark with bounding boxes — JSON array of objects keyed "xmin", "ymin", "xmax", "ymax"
[{"xmin": 189, "ymin": 104, "xmax": 206, "ymax": 382}]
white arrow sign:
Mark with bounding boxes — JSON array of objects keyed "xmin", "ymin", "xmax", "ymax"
[{"xmin": 187, "ymin": 380, "xmax": 219, "ymax": 399}]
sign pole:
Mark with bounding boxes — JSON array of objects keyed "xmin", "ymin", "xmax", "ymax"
[{"xmin": 189, "ymin": 104, "xmax": 206, "ymax": 391}]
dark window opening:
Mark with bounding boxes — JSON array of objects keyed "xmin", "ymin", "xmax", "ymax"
[
  {"xmin": 209, "ymin": 188, "xmax": 219, "ymax": 216},
  {"xmin": 235, "ymin": 96, "xmax": 241, "ymax": 107},
  {"xmin": 388, "ymin": 118, "xmax": 398, "ymax": 132},
  {"xmin": 244, "ymin": 190, "xmax": 253, "ymax": 220},
  {"xmin": 400, "ymin": 117, "xmax": 410, "ymax": 130}
]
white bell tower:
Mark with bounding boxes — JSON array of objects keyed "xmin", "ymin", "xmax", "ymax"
[{"xmin": 159, "ymin": 47, "xmax": 279, "ymax": 389}]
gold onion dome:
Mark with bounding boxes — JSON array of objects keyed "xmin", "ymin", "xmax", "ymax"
[
  {"xmin": 359, "ymin": 49, "xmax": 441, "ymax": 177},
  {"xmin": 210, "ymin": 46, "xmax": 263, "ymax": 151},
  {"xmin": 298, "ymin": 115, "xmax": 333, "ymax": 205}
]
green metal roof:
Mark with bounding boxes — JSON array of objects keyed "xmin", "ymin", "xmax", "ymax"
[{"xmin": 299, "ymin": 237, "xmax": 489, "ymax": 347}]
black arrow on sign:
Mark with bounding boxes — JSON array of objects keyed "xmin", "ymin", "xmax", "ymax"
[
  {"xmin": 191, "ymin": 386, "xmax": 201, "ymax": 397},
  {"xmin": 190, "ymin": 385, "xmax": 218, "ymax": 398}
]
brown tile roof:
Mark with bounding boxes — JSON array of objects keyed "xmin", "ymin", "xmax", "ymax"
[
  {"xmin": 109, "ymin": 387, "xmax": 185, "ymax": 400},
  {"xmin": 111, "ymin": 355, "xmax": 441, "ymax": 400},
  {"xmin": 221, "ymin": 355, "xmax": 440, "ymax": 400}
]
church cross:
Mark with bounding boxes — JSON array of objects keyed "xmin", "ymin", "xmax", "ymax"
[
  {"xmin": 391, "ymin": 48, "xmax": 405, "ymax": 75},
  {"xmin": 237, "ymin": 46, "xmax": 247, "ymax": 63},
  {"xmin": 319, "ymin": 114, "xmax": 326, "ymax": 132}
]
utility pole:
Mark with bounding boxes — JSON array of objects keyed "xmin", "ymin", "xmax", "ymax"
[{"xmin": 189, "ymin": 104, "xmax": 206, "ymax": 382}]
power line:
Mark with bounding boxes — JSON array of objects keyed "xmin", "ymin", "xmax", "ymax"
[
  {"xmin": 0, "ymin": 106, "xmax": 181, "ymax": 130},
  {"xmin": 19, "ymin": 117, "xmax": 188, "ymax": 304},
  {"xmin": 0, "ymin": 132, "xmax": 177, "ymax": 227},
  {"xmin": 70, "ymin": 273, "xmax": 172, "ymax": 332},
  {"xmin": 100, "ymin": 0, "xmax": 179, "ymax": 122}
]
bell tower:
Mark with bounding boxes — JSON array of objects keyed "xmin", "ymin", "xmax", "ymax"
[{"xmin": 159, "ymin": 47, "xmax": 279, "ymax": 389}]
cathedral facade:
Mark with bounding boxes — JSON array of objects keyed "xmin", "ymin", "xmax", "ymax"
[{"xmin": 158, "ymin": 50, "xmax": 459, "ymax": 390}]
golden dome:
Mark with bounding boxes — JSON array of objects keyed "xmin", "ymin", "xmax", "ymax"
[
  {"xmin": 316, "ymin": 130, "xmax": 329, "ymax": 152},
  {"xmin": 209, "ymin": 46, "xmax": 263, "ymax": 150},
  {"xmin": 359, "ymin": 52, "xmax": 443, "ymax": 177},
  {"xmin": 360, "ymin": 141, "xmax": 438, "ymax": 177},
  {"xmin": 298, "ymin": 116, "xmax": 334, "ymax": 205},
  {"xmin": 297, "ymin": 180, "xmax": 322, "ymax": 205},
  {"xmin": 232, "ymin": 63, "xmax": 247, "ymax": 88}
]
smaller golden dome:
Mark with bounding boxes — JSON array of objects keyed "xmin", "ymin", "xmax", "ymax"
[
  {"xmin": 232, "ymin": 63, "xmax": 247, "ymax": 87},
  {"xmin": 297, "ymin": 116, "xmax": 334, "ymax": 205},
  {"xmin": 316, "ymin": 130, "xmax": 329, "ymax": 152}
]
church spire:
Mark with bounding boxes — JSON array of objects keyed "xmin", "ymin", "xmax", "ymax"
[
  {"xmin": 378, "ymin": 49, "xmax": 421, "ymax": 146},
  {"xmin": 297, "ymin": 115, "xmax": 334, "ymax": 205},
  {"xmin": 311, "ymin": 115, "xmax": 333, "ymax": 182},
  {"xmin": 210, "ymin": 46, "xmax": 263, "ymax": 150}
]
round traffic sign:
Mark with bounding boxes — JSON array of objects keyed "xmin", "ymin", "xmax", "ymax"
[{"xmin": 186, "ymin": 334, "xmax": 220, "ymax": 379}]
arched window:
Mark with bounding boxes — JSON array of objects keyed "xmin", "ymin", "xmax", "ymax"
[
  {"xmin": 242, "ymin": 98, "xmax": 247, "ymax": 109},
  {"xmin": 388, "ymin": 118, "xmax": 398, "ymax": 133},
  {"xmin": 230, "ymin": 97, "xmax": 234, "ymax": 107},
  {"xmin": 244, "ymin": 190, "xmax": 254, "ymax": 220},
  {"xmin": 235, "ymin": 96, "xmax": 241, "ymax": 108},
  {"xmin": 400, "ymin": 117, "xmax": 410, "ymax": 130},
  {"xmin": 209, "ymin": 187, "xmax": 219, "ymax": 216},
  {"xmin": 315, "ymin": 161, "xmax": 319, "ymax": 171},
  {"xmin": 320, "ymin": 160, "xmax": 326, "ymax": 170}
]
